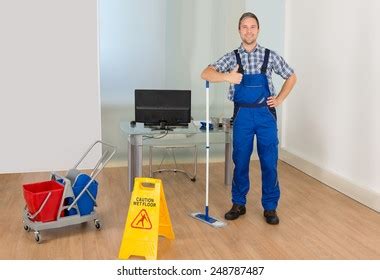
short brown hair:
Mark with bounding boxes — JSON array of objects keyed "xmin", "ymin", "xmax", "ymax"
[{"xmin": 238, "ymin": 12, "xmax": 260, "ymax": 29}]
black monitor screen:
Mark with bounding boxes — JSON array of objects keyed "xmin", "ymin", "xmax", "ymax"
[{"xmin": 135, "ymin": 89, "xmax": 191, "ymax": 128}]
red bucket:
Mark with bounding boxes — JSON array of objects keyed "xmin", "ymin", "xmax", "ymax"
[{"xmin": 23, "ymin": 180, "xmax": 64, "ymax": 222}]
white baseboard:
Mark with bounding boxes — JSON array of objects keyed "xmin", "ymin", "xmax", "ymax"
[{"xmin": 280, "ymin": 149, "xmax": 380, "ymax": 212}]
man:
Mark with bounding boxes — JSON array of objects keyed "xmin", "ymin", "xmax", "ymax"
[{"xmin": 201, "ymin": 12, "xmax": 296, "ymax": 225}]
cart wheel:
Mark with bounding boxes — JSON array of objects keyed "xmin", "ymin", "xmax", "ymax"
[
  {"xmin": 94, "ymin": 219, "xmax": 101, "ymax": 230},
  {"xmin": 34, "ymin": 231, "xmax": 41, "ymax": 243},
  {"xmin": 23, "ymin": 225, "xmax": 30, "ymax": 232}
]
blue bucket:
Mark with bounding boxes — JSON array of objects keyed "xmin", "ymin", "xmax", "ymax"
[{"xmin": 72, "ymin": 174, "xmax": 98, "ymax": 216}]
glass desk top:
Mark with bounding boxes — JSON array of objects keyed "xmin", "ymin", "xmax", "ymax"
[{"xmin": 120, "ymin": 121, "xmax": 232, "ymax": 146}]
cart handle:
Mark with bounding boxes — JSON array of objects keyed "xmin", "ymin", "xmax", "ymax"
[
  {"xmin": 25, "ymin": 192, "xmax": 52, "ymax": 220},
  {"xmin": 67, "ymin": 141, "xmax": 116, "ymax": 211},
  {"xmin": 72, "ymin": 140, "xmax": 116, "ymax": 171},
  {"xmin": 90, "ymin": 150, "xmax": 110, "ymax": 178}
]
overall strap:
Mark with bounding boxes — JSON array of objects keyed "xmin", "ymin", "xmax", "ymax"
[
  {"xmin": 233, "ymin": 49, "xmax": 244, "ymax": 74},
  {"xmin": 260, "ymin": 48, "xmax": 270, "ymax": 74}
]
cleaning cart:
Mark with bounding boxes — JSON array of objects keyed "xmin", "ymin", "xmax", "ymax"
[{"xmin": 22, "ymin": 140, "xmax": 116, "ymax": 243}]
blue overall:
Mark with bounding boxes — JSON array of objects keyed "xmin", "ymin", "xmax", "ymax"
[{"xmin": 232, "ymin": 48, "xmax": 280, "ymax": 211}]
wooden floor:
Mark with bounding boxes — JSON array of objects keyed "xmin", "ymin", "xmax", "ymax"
[{"xmin": 0, "ymin": 161, "xmax": 379, "ymax": 260}]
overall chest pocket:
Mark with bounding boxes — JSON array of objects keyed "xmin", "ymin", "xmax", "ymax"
[{"xmin": 234, "ymin": 84, "xmax": 267, "ymax": 104}]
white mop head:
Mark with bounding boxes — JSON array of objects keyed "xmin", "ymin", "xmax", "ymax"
[{"xmin": 190, "ymin": 212, "xmax": 226, "ymax": 228}]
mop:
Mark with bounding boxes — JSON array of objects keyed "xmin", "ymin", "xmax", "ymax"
[{"xmin": 191, "ymin": 81, "xmax": 226, "ymax": 228}]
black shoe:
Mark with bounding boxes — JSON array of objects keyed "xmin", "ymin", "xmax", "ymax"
[
  {"xmin": 225, "ymin": 204, "xmax": 246, "ymax": 220},
  {"xmin": 264, "ymin": 210, "xmax": 279, "ymax": 225}
]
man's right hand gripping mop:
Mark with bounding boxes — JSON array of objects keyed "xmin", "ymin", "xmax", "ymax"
[{"xmin": 191, "ymin": 81, "xmax": 226, "ymax": 228}]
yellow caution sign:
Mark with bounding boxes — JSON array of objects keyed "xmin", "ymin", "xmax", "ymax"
[{"xmin": 118, "ymin": 177, "xmax": 175, "ymax": 260}]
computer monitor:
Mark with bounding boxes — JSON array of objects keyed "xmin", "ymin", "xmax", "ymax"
[{"xmin": 134, "ymin": 89, "xmax": 191, "ymax": 129}]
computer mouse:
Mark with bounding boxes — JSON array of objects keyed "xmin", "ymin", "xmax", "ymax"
[{"xmin": 130, "ymin": 120, "xmax": 136, "ymax": 127}]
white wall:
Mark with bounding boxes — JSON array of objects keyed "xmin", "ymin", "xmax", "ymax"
[
  {"xmin": 284, "ymin": 0, "xmax": 380, "ymax": 208},
  {"xmin": 99, "ymin": 0, "xmax": 167, "ymax": 162},
  {"xmin": 99, "ymin": 0, "xmax": 167, "ymax": 106},
  {"xmin": 0, "ymin": 0, "xmax": 101, "ymax": 173}
]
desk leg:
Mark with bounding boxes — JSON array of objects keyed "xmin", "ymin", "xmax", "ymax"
[
  {"xmin": 127, "ymin": 134, "xmax": 143, "ymax": 192},
  {"xmin": 225, "ymin": 132, "xmax": 233, "ymax": 186}
]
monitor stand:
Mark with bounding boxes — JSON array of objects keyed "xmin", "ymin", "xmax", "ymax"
[{"xmin": 149, "ymin": 121, "xmax": 174, "ymax": 131}]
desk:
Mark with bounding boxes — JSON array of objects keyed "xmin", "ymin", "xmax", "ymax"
[{"xmin": 120, "ymin": 122, "xmax": 233, "ymax": 191}]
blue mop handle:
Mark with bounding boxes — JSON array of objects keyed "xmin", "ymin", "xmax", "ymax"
[{"xmin": 205, "ymin": 81, "xmax": 210, "ymax": 218}]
